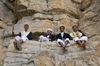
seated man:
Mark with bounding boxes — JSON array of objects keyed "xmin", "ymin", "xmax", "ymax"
[
  {"xmin": 57, "ymin": 26, "xmax": 73, "ymax": 51},
  {"xmin": 70, "ymin": 25, "xmax": 88, "ymax": 49},
  {"xmin": 39, "ymin": 29, "xmax": 55, "ymax": 42},
  {"xmin": 13, "ymin": 24, "xmax": 32, "ymax": 50}
]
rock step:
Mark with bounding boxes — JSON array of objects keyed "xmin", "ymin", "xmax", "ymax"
[
  {"xmin": 7, "ymin": 40, "xmax": 91, "ymax": 54},
  {"xmin": 3, "ymin": 39, "xmax": 100, "ymax": 66},
  {"xmin": 4, "ymin": 50, "xmax": 99, "ymax": 66}
]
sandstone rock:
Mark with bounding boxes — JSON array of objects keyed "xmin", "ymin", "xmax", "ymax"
[
  {"xmin": 65, "ymin": 61, "xmax": 75, "ymax": 66},
  {"xmin": 14, "ymin": 0, "xmax": 48, "ymax": 20},
  {"xmin": 2, "ymin": 37, "xmax": 12, "ymax": 47},
  {"xmin": 1, "ymin": 0, "xmax": 100, "ymax": 66},
  {"xmin": 0, "ymin": 2, "xmax": 15, "ymax": 23},
  {"xmin": 14, "ymin": 19, "xmax": 54, "ymax": 35},
  {"xmin": 2, "ymin": 0, "xmax": 14, "ymax": 10},
  {"xmin": 0, "ymin": 29, "xmax": 4, "ymax": 39},
  {"xmin": 0, "ymin": 49, "xmax": 6, "ymax": 61},
  {"xmin": 14, "ymin": 0, "xmax": 81, "ymax": 20},
  {"xmin": 71, "ymin": 0, "xmax": 82, "ymax": 4},
  {"xmin": 0, "ymin": 39, "xmax": 4, "ymax": 45},
  {"xmin": 3, "ymin": 25, "xmax": 13, "ymax": 37},
  {"xmin": 0, "ymin": 21, "xmax": 7, "ymax": 29},
  {"xmin": 81, "ymin": 0, "xmax": 97, "ymax": 11},
  {"xmin": 32, "ymin": 13, "xmax": 53, "ymax": 20},
  {"xmin": 14, "ymin": 15, "xmax": 78, "ymax": 39},
  {"xmin": 79, "ymin": 0, "xmax": 100, "ymax": 37},
  {"xmin": 3, "ymin": 38, "xmax": 100, "ymax": 66}
]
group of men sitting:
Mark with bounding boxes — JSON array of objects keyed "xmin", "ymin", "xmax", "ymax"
[{"xmin": 13, "ymin": 24, "xmax": 88, "ymax": 51}]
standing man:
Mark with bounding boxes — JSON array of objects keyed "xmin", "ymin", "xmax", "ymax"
[
  {"xmin": 70, "ymin": 25, "xmax": 88, "ymax": 49},
  {"xmin": 13, "ymin": 24, "xmax": 32, "ymax": 50},
  {"xmin": 57, "ymin": 26, "xmax": 72, "ymax": 51},
  {"xmin": 39, "ymin": 29, "xmax": 55, "ymax": 42}
]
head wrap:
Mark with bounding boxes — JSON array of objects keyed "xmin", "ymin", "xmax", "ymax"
[{"xmin": 47, "ymin": 28, "xmax": 53, "ymax": 32}]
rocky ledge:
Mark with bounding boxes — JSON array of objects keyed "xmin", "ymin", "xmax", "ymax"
[{"xmin": 3, "ymin": 36, "xmax": 100, "ymax": 66}]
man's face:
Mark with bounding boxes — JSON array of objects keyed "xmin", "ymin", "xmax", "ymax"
[
  {"xmin": 73, "ymin": 27, "xmax": 78, "ymax": 31},
  {"xmin": 47, "ymin": 30, "xmax": 52, "ymax": 35},
  {"xmin": 60, "ymin": 27, "xmax": 65, "ymax": 32},
  {"xmin": 24, "ymin": 26, "xmax": 29, "ymax": 31}
]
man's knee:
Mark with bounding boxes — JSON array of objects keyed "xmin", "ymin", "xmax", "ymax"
[
  {"xmin": 65, "ymin": 41, "xmax": 68, "ymax": 43},
  {"xmin": 59, "ymin": 42, "xmax": 63, "ymax": 44}
]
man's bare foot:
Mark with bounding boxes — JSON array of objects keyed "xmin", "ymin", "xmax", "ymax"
[
  {"xmin": 65, "ymin": 48, "xmax": 68, "ymax": 51},
  {"xmin": 62, "ymin": 47, "xmax": 65, "ymax": 50},
  {"xmin": 81, "ymin": 44, "xmax": 84, "ymax": 47},
  {"xmin": 84, "ymin": 43, "xmax": 87, "ymax": 49}
]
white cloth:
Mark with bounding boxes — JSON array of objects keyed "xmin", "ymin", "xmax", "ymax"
[
  {"xmin": 57, "ymin": 38, "xmax": 71, "ymax": 46},
  {"xmin": 47, "ymin": 28, "xmax": 53, "ymax": 32},
  {"xmin": 70, "ymin": 32, "xmax": 82, "ymax": 38},
  {"xmin": 47, "ymin": 35, "xmax": 50, "ymax": 38},
  {"xmin": 15, "ymin": 30, "xmax": 30, "ymax": 42},
  {"xmin": 21, "ymin": 31, "xmax": 30, "ymax": 37},
  {"xmin": 61, "ymin": 32, "xmax": 64, "ymax": 38},
  {"xmin": 39, "ymin": 35, "xmax": 49, "ymax": 42},
  {"xmin": 73, "ymin": 36, "xmax": 88, "ymax": 41},
  {"xmin": 15, "ymin": 36, "xmax": 28, "ymax": 42}
]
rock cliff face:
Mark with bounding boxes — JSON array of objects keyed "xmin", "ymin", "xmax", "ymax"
[{"xmin": 0, "ymin": 0, "xmax": 100, "ymax": 66}]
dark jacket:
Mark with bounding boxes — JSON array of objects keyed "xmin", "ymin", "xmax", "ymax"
[
  {"xmin": 43, "ymin": 34, "xmax": 55, "ymax": 41},
  {"xmin": 19, "ymin": 32, "xmax": 32, "ymax": 40},
  {"xmin": 57, "ymin": 33, "xmax": 73, "ymax": 40}
]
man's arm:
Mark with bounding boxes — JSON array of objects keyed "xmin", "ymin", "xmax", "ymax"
[
  {"xmin": 56, "ymin": 34, "xmax": 60, "ymax": 40},
  {"xmin": 68, "ymin": 34, "xmax": 73, "ymax": 40},
  {"xmin": 50, "ymin": 35, "xmax": 55, "ymax": 41},
  {"xmin": 19, "ymin": 32, "xmax": 21, "ymax": 37},
  {"xmin": 27, "ymin": 32, "xmax": 32, "ymax": 40}
]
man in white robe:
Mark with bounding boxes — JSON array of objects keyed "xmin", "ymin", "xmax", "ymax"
[
  {"xmin": 39, "ymin": 29, "xmax": 55, "ymax": 42},
  {"xmin": 13, "ymin": 24, "xmax": 32, "ymax": 50},
  {"xmin": 70, "ymin": 25, "xmax": 88, "ymax": 49},
  {"xmin": 57, "ymin": 26, "xmax": 73, "ymax": 51}
]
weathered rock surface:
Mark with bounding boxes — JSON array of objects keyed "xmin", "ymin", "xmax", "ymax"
[
  {"xmin": 13, "ymin": 14, "xmax": 78, "ymax": 37},
  {"xmin": 3, "ymin": 25, "xmax": 13, "ymax": 38},
  {"xmin": 79, "ymin": 0, "xmax": 100, "ymax": 37},
  {"xmin": 81, "ymin": 0, "xmax": 97, "ymax": 11},
  {"xmin": 2, "ymin": 37, "xmax": 12, "ymax": 47},
  {"xmin": 0, "ymin": 1, "xmax": 15, "ymax": 23},
  {"xmin": 3, "ymin": 37, "xmax": 100, "ymax": 66},
  {"xmin": 0, "ymin": 0, "xmax": 100, "ymax": 66},
  {"xmin": 14, "ymin": 0, "xmax": 81, "ymax": 20}
]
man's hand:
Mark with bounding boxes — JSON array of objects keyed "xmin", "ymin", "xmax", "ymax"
[
  {"xmin": 78, "ymin": 37, "xmax": 81, "ymax": 39},
  {"xmin": 48, "ymin": 38, "xmax": 51, "ymax": 40},
  {"xmin": 62, "ymin": 38, "xmax": 65, "ymax": 41}
]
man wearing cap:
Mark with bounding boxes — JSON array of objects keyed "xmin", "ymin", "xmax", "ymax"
[
  {"xmin": 39, "ymin": 29, "xmax": 55, "ymax": 42},
  {"xmin": 13, "ymin": 24, "xmax": 32, "ymax": 50}
]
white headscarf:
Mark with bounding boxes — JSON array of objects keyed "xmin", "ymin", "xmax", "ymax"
[{"xmin": 47, "ymin": 28, "xmax": 53, "ymax": 32}]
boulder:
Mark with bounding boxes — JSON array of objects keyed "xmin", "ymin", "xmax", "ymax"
[
  {"xmin": 0, "ymin": 2, "xmax": 15, "ymax": 23},
  {"xmin": 0, "ymin": 21, "xmax": 7, "ymax": 29},
  {"xmin": 14, "ymin": 0, "xmax": 81, "ymax": 20},
  {"xmin": 81, "ymin": 0, "xmax": 97, "ymax": 11},
  {"xmin": 2, "ymin": 0, "xmax": 14, "ymax": 10},
  {"xmin": 2, "ymin": 37, "xmax": 12, "ymax": 47},
  {"xmin": 3, "ymin": 25, "xmax": 13, "ymax": 37},
  {"xmin": 79, "ymin": 0, "xmax": 100, "ymax": 37}
]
